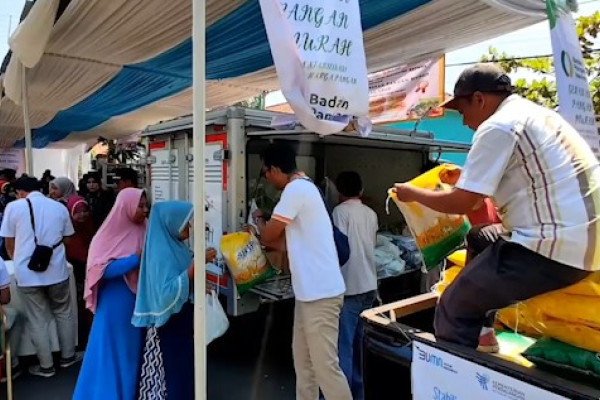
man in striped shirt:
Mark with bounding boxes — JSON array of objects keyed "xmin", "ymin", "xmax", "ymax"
[{"xmin": 394, "ymin": 63, "xmax": 598, "ymax": 349}]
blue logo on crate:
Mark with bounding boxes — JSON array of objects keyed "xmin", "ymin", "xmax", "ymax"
[{"xmin": 476, "ymin": 372, "xmax": 490, "ymax": 391}]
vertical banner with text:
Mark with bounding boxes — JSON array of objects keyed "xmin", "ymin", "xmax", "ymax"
[
  {"xmin": 547, "ymin": 0, "xmax": 600, "ymax": 155},
  {"xmin": 259, "ymin": 0, "xmax": 369, "ymax": 135}
]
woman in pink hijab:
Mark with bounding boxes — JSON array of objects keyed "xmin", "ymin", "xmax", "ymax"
[{"xmin": 73, "ymin": 188, "xmax": 149, "ymax": 400}]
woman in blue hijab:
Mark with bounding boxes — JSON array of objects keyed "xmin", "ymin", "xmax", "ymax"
[{"xmin": 133, "ymin": 201, "xmax": 216, "ymax": 399}]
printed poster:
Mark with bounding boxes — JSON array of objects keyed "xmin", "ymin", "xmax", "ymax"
[
  {"xmin": 0, "ymin": 149, "xmax": 25, "ymax": 175},
  {"xmin": 369, "ymin": 58, "xmax": 445, "ymax": 124}
]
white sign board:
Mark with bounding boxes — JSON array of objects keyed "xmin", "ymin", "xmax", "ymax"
[
  {"xmin": 189, "ymin": 144, "xmax": 223, "ymax": 251},
  {"xmin": 412, "ymin": 342, "xmax": 568, "ymax": 400},
  {"xmin": 547, "ymin": 0, "xmax": 600, "ymax": 155},
  {"xmin": 0, "ymin": 149, "xmax": 25, "ymax": 175},
  {"xmin": 150, "ymin": 149, "xmax": 179, "ymax": 202},
  {"xmin": 259, "ymin": 0, "xmax": 369, "ymax": 135}
]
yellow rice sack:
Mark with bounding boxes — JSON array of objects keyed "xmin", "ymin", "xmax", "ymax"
[
  {"xmin": 495, "ymin": 305, "xmax": 542, "ymax": 338},
  {"xmin": 446, "ymin": 249, "xmax": 467, "ymax": 268},
  {"xmin": 434, "ymin": 266, "xmax": 462, "ymax": 295},
  {"xmin": 561, "ymin": 272, "xmax": 600, "ymax": 296},
  {"xmin": 220, "ymin": 232, "xmax": 276, "ymax": 295},
  {"xmin": 388, "ymin": 164, "xmax": 470, "ymax": 270},
  {"xmin": 535, "ymin": 318, "xmax": 600, "ymax": 353},
  {"xmin": 527, "ymin": 293, "xmax": 600, "ymax": 330}
]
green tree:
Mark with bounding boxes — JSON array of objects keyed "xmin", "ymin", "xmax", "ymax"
[{"xmin": 480, "ymin": 11, "xmax": 600, "ymax": 118}]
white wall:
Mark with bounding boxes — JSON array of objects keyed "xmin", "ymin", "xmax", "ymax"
[{"xmin": 32, "ymin": 144, "xmax": 86, "ymax": 181}]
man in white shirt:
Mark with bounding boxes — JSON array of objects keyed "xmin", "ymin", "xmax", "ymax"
[
  {"xmin": 332, "ymin": 171, "xmax": 378, "ymax": 400},
  {"xmin": 253, "ymin": 143, "xmax": 352, "ymax": 400},
  {"xmin": 0, "ymin": 257, "xmax": 23, "ymax": 381},
  {"xmin": 394, "ymin": 64, "xmax": 595, "ymax": 349},
  {"xmin": 0, "ymin": 177, "xmax": 80, "ymax": 378}
]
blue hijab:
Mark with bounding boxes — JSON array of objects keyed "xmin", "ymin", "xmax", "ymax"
[{"xmin": 132, "ymin": 201, "xmax": 193, "ymax": 328}]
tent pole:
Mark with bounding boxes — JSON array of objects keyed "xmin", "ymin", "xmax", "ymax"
[
  {"xmin": 22, "ymin": 64, "xmax": 33, "ymax": 175},
  {"xmin": 192, "ymin": 1, "xmax": 207, "ymax": 400}
]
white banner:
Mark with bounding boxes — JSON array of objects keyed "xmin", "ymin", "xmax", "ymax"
[
  {"xmin": 547, "ymin": 0, "xmax": 600, "ymax": 155},
  {"xmin": 259, "ymin": 0, "xmax": 369, "ymax": 135},
  {"xmin": 412, "ymin": 342, "xmax": 568, "ymax": 400},
  {"xmin": 0, "ymin": 149, "xmax": 25, "ymax": 175}
]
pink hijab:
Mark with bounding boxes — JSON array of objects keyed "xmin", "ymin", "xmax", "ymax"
[{"xmin": 85, "ymin": 188, "xmax": 147, "ymax": 313}]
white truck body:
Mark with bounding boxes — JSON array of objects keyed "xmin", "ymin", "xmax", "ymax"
[{"xmin": 143, "ymin": 107, "xmax": 469, "ymax": 316}]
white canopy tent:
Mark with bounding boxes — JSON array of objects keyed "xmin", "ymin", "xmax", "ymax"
[
  {"xmin": 0, "ymin": 0, "xmax": 550, "ymax": 154},
  {"xmin": 0, "ymin": 0, "xmax": 554, "ymax": 398}
]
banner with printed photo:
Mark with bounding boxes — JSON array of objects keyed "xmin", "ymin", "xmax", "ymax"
[
  {"xmin": 369, "ymin": 57, "xmax": 445, "ymax": 124},
  {"xmin": 259, "ymin": 0, "xmax": 369, "ymax": 135}
]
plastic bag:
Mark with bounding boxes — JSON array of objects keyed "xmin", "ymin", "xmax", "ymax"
[
  {"xmin": 206, "ymin": 290, "xmax": 229, "ymax": 345},
  {"xmin": 387, "ymin": 164, "xmax": 471, "ymax": 270},
  {"xmin": 220, "ymin": 232, "xmax": 276, "ymax": 295}
]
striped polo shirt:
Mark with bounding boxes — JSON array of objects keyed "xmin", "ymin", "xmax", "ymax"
[{"xmin": 457, "ymin": 95, "xmax": 600, "ymax": 271}]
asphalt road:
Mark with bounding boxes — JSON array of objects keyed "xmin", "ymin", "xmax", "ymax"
[{"xmin": 0, "ymin": 300, "xmax": 297, "ymax": 400}]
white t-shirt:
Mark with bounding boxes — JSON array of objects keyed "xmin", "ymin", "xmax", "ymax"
[
  {"xmin": 272, "ymin": 179, "xmax": 346, "ymax": 302},
  {"xmin": 333, "ymin": 199, "xmax": 378, "ymax": 296},
  {"xmin": 457, "ymin": 94, "xmax": 600, "ymax": 271},
  {"xmin": 0, "ymin": 258, "xmax": 10, "ymax": 289},
  {"xmin": 0, "ymin": 192, "xmax": 74, "ymax": 287}
]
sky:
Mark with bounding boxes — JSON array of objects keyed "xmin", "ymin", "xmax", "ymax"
[
  {"xmin": 0, "ymin": 0, "xmax": 24, "ymax": 60},
  {"xmin": 1, "ymin": 0, "xmax": 599, "ymax": 106}
]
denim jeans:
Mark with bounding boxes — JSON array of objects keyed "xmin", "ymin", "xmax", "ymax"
[{"xmin": 338, "ymin": 291, "xmax": 376, "ymax": 400}]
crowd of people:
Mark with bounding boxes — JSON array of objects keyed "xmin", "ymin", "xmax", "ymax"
[
  {"xmin": 0, "ymin": 162, "xmax": 219, "ymax": 399},
  {"xmin": 249, "ymin": 64, "xmax": 600, "ymax": 400},
  {"xmin": 0, "ymin": 167, "xmax": 139, "ymax": 379},
  {"xmin": 0, "ymin": 63, "xmax": 597, "ymax": 400}
]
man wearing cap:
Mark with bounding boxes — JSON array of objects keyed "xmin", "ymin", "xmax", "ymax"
[
  {"xmin": 0, "ymin": 177, "xmax": 81, "ymax": 377},
  {"xmin": 393, "ymin": 63, "xmax": 598, "ymax": 350}
]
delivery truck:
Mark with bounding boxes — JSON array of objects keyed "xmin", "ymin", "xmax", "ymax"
[{"xmin": 142, "ymin": 107, "xmax": 470, "ymax": 316}]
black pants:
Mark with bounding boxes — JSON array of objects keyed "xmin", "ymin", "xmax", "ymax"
[
  {"xmin": 435, "ymin": 238, "xmax": 590, "ymax": 348},
  {"xmin": 466, "ymin": 224, "xmax": 503, "ymax": 328},
  {"xmin": 69, "ymin": 259, "xmax": 93, "ymax": 350},
  {"xmin": 158, "ymin": 302, "xmax": 194, "ymax": 400},
  {"xmin": 466, "ymin": 224, "xmax": 506, "ymax": 264}
]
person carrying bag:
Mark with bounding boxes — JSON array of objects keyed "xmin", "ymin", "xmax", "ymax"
[{"xmin": 26, "ymin": 199, "xmax": 63, "ymax": 272}]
